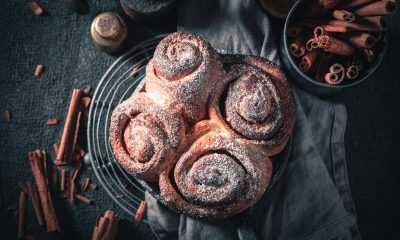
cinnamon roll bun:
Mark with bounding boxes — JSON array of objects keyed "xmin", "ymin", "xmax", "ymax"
[
  {"xmin": 110, "ymin": 93, "xmax": 186, "ymax": 182},
  {"xmin": 159, "ymin": 132, "xmax": 272, "ymax": 219},
  {"xmin": 209, "ymin": 54, "xmax": 295, "ymax": 156},
  {"xmin": 145, "ymin": 32, "xmax": 224, "ymax": 123}
]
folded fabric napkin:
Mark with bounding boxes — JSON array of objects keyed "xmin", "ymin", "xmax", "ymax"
[{"xmin": 145, "ymin": 0, "xmax": 360, "ymax": 239}]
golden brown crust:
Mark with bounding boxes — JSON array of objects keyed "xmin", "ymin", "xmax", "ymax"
[
  {"xmin": 159, "ymin": 132, "xmax": 272, "ymax": 219},
  {"xmin": 109, "ymin": 92, "xmax": 186, "ymax": 182},
  {"xmin": 145, "ymin": 32, "xmax": 224, "ymax": 123},
  {"xmin": 209, "ymin": 54, "xmax": 296, "ymax": 156}
]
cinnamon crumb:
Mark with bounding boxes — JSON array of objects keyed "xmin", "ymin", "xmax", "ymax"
[
  {"xmin": 34, "ymin": 64, "xmax": 44, "ymax": 77},
  {"xmin": 47, "ymin": 118, "xmax": 59, "ymax": 125},
  {"xmin": 3, "ymin": 111, "xmax": 11, "ymax": 123},
  {"xmin": 28, "ymin": 2, "xmax": 44, "ymax": 16}
]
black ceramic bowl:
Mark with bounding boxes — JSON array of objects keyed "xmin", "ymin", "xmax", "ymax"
[{"xmin": 279, "ymin": 0, "xmax": 387, "ymax": 96}]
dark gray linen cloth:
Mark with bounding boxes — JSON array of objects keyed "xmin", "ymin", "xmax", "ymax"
[{"xmin": 145, "ymin": 0, "xmax": 360, "ymax": 239}]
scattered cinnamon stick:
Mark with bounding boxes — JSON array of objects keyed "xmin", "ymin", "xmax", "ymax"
[
  {"xmin": 81, "ymin": 178, "xmax": 90, "ymax": 192},
  {"xmin": 53, "ymin": 143, "xmax": 60, "ymax": 157},
  {"xmin": 354, "ymin": 0, "xmax": 398, "ymax": 16},
  {"xmin": 60, "ymin": 168, "xmax": 67, "ymax": 192},
  {"xmin": 325, "ymin": 63, "xmax": 346, "ymax": 84},
  {"xmin": 26, "ymin": 182, "xmax": 44, "ymax": 226},
  {"xmin": 59, "ymin": 98, "xmax": 65, "ymax": 105},
  {"xmin": 34, "ymin": 64, "xmax": 45, "ymax": 77},
  {"xmin": 55, "ymin": 89, "xmax": 83, "ymax": 165},
  {"xmin": 47, "ymin": 119, "xmax": 59, "ymax": 125},
  {"xmin": 28, "ymin": 150, "xmax": 60, "ymax": 232},
  {"xmin": 18, "ymin": 182, "xmax": 30, "ymax": 197},
  {"xmin": 3, "ymin": 110, "xmax": 11, "ymax": 123},
  {"xmin": 333, "ymin": 10, "xmax": 355, "ymax": 22},
  {"xmin": 92, "ymin": 211, "xmax": 119, "ymax": 240},
  {"xmin": 18, "ymin": 191, "xmax": 27, "ymax": 239},
  {"xmin": 83, "ymin": 85, "xmax": 92, "ymax": 95},
  {"xmin": 28, "ymin": 2, "xmax": 44, "ymax": 16},
  {"xmin": 135, "ymin": 201, "xmax": 147, "ymax": 222},
  {"xmin": 75, "ymin": 194, "xmax": 92, "ymax": 205},
  {"xmin": 69, "ymin": 178, "xmax": 75, "ymax": 204},
  {"xmin": 89, "ymin": 182, "xmax": 97, "ymax": 190}
]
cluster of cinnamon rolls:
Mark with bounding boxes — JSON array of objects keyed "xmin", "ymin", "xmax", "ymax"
[{"xmin": 110, "ymin": 32, "xmax": 295, "ymax": 219}]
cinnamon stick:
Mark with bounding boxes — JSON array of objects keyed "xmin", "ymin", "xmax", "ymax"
[
  {"xmin": 60, "ymin": 168, "xmax": 67, "ymax": 192},
  {"xmin": 26, "ymin": 182, "xmax": 44, "ymax": 226},
  {"xmin": 317, "ymin": 34, "xmax": 355, "ymax": 56},
  {"xmin": 135, "ymin": 201, "xmax": 147, "ymax": 222},
  {"xmin": 69, "ymin": 178, "xmax": 75, "ymax": 204},
  {"xmin": 81, "ymin": 178, "xmax": 90, "ymax": 192},
  {"xmin": 55, "ymin": 89, "xmax": 82, "ymax": 165},
  {"xmin": 53, "ymin": 143, "xmax": 60, "ymax": 157},
  {"xmin": 354, "ymin": 0, "xmax": 398, "ymax": 16},
  {"xmin": 83, "ymin": 85, "xmax": 92, "ymax": 95},
  {"xmin": 287, "ymin": 24, "xmax": 303, "ymax": 38},
  {"xmin": 306, "ymin": 38, "xmax": 319, "ymax": 51},
  {"xmin": 28, "ymin": 2, "xmax": 44, "ymax": 16},
  {"xmin": 362, "ymin": 48, "xmax": 375, "ymax": 63},
  {"xmin": 346, "ymin": 65, "xmax": 360, "ymax": 79},
  {"xmin": 289, "ymin": 35, "xmax": 306, "ymax": 57},
  {"xmin": 34, "ymin": 64, "xmax": 45, "ymax": 77},
  {"xmin": 47, "ymin": 119, "xmax": 59, "ymax": 125},
  {"xmin": 299, "ymin": 49, "xmax": 319, "ymax": 72},
  {"xmin": 302, "ymin": 18, "xmax": 387, "ymax": 32},
  {"xmin": 333, "ymin": 10, "xmax": 356, "ymax": 22},
  {"xmin": 92, "ymin": 211, "xmax": 119, "ymax": 240},
  {"xmin": 3, "ymin": 110, "xmax": 11, "ymax": 123},
  {"xmin": 346, "ymin": 32, "xmax": 376, "ymax": 48},
  {"xmin": 18, "ymin": 191, "xmax": 27, "ymax": 239},
  {"xmin": 325, "ymin": 63, "xmax": 346, "ymax": 84},
  {"xmin": 75, "ymin": 194, "xmax": 92, "ymax": 205},
  {"xmin": 336, "ymin": 0, "xmax": 375, "ymax": 9},
  {"xmin": 89, "ymin": 182, "xmax": 97, "ymax": 190},
  {"xmin": 28, "ymin": 150, "xmax": 60, "ymax": 232}
]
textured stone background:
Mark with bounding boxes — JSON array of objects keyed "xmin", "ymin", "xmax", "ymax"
[{"xmin": 0, "ymin": 0, "xmax": 399, "ymax": 239}]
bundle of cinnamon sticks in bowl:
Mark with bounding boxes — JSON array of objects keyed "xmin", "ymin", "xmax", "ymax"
[{"xmin": 279, "ymin": 0, "xmax": 397, "ymax": 95}]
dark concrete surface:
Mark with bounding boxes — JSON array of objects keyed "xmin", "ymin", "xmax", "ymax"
[{"xmin": 0, "ymin": 0, "xmax": 399, "ymax": 239}]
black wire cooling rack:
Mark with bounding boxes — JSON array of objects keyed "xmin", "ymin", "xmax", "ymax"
[{"xmin": 86, "ymin": 34, "xmax": 292, "ymax": 224}]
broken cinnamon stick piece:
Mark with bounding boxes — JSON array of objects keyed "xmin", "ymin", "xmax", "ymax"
[
  {"xmin": 26, "ymin": 182, "xmax": 44, "ymax": 226},
  {"xmin": 289, "ymin": 35, "xmax": 306, "ymax": 57},
  {"xmin": 53, "ymin": 143, "xmax": 60, "ymax": 157},
  {"xmin": 135, "ymin": 201, "xmax": 147, "ymax": 222},
  {"xmin": 18, "ymin": 182, "xmax": 30, "ymax": 197},
  {"xmin": 333, "ymin": 10, "xmax": 355, "ymax": 22},
  {"xmin": 28, "ymin": 150, "xmax": 60, "ymax": 232},
  {"xmin": 81, "ymin": 178, "xmax": 90, "ymax": 192},
  {"xmin": 92, "ymin": 211, "xmax": 119, "ymax": 240},
  {"xmin": 18, "ymin": 191, "xmax": 27, "ymax": 239},
  {"xmin": 47, "ymin": 119, "xmax": 59, "ymax": 125},
  {"xmin": 75, "ymin": 194, "xmax": 92, "ymax": 205},
  {"xmin": 89, "ymin": 182, "xmax": 97, "ymax": 190},
  {"xmin": 354, "ymin": 0, "xmax": 398, "ymax": 16},
  {"xmin": 83, "ymin": 85, "xmax": 92, "ymax": 95},
  {"xmin": 60, "ymin": 168, "xmax": 67, "ymax": 192},
  {"xmin": 34, "ymin": 64, "xmax": 45, "ymax": 77},
  {"xmin": 28, "ymin": 2, "xmax": 44, "ymax": 16},
  {"xmin": 3, "ymin": 111, "xmax": 11, "ymax": 123},
  {"xmin": 55, "ymin": 89, "xmax": 83, "ymax": 165}
]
